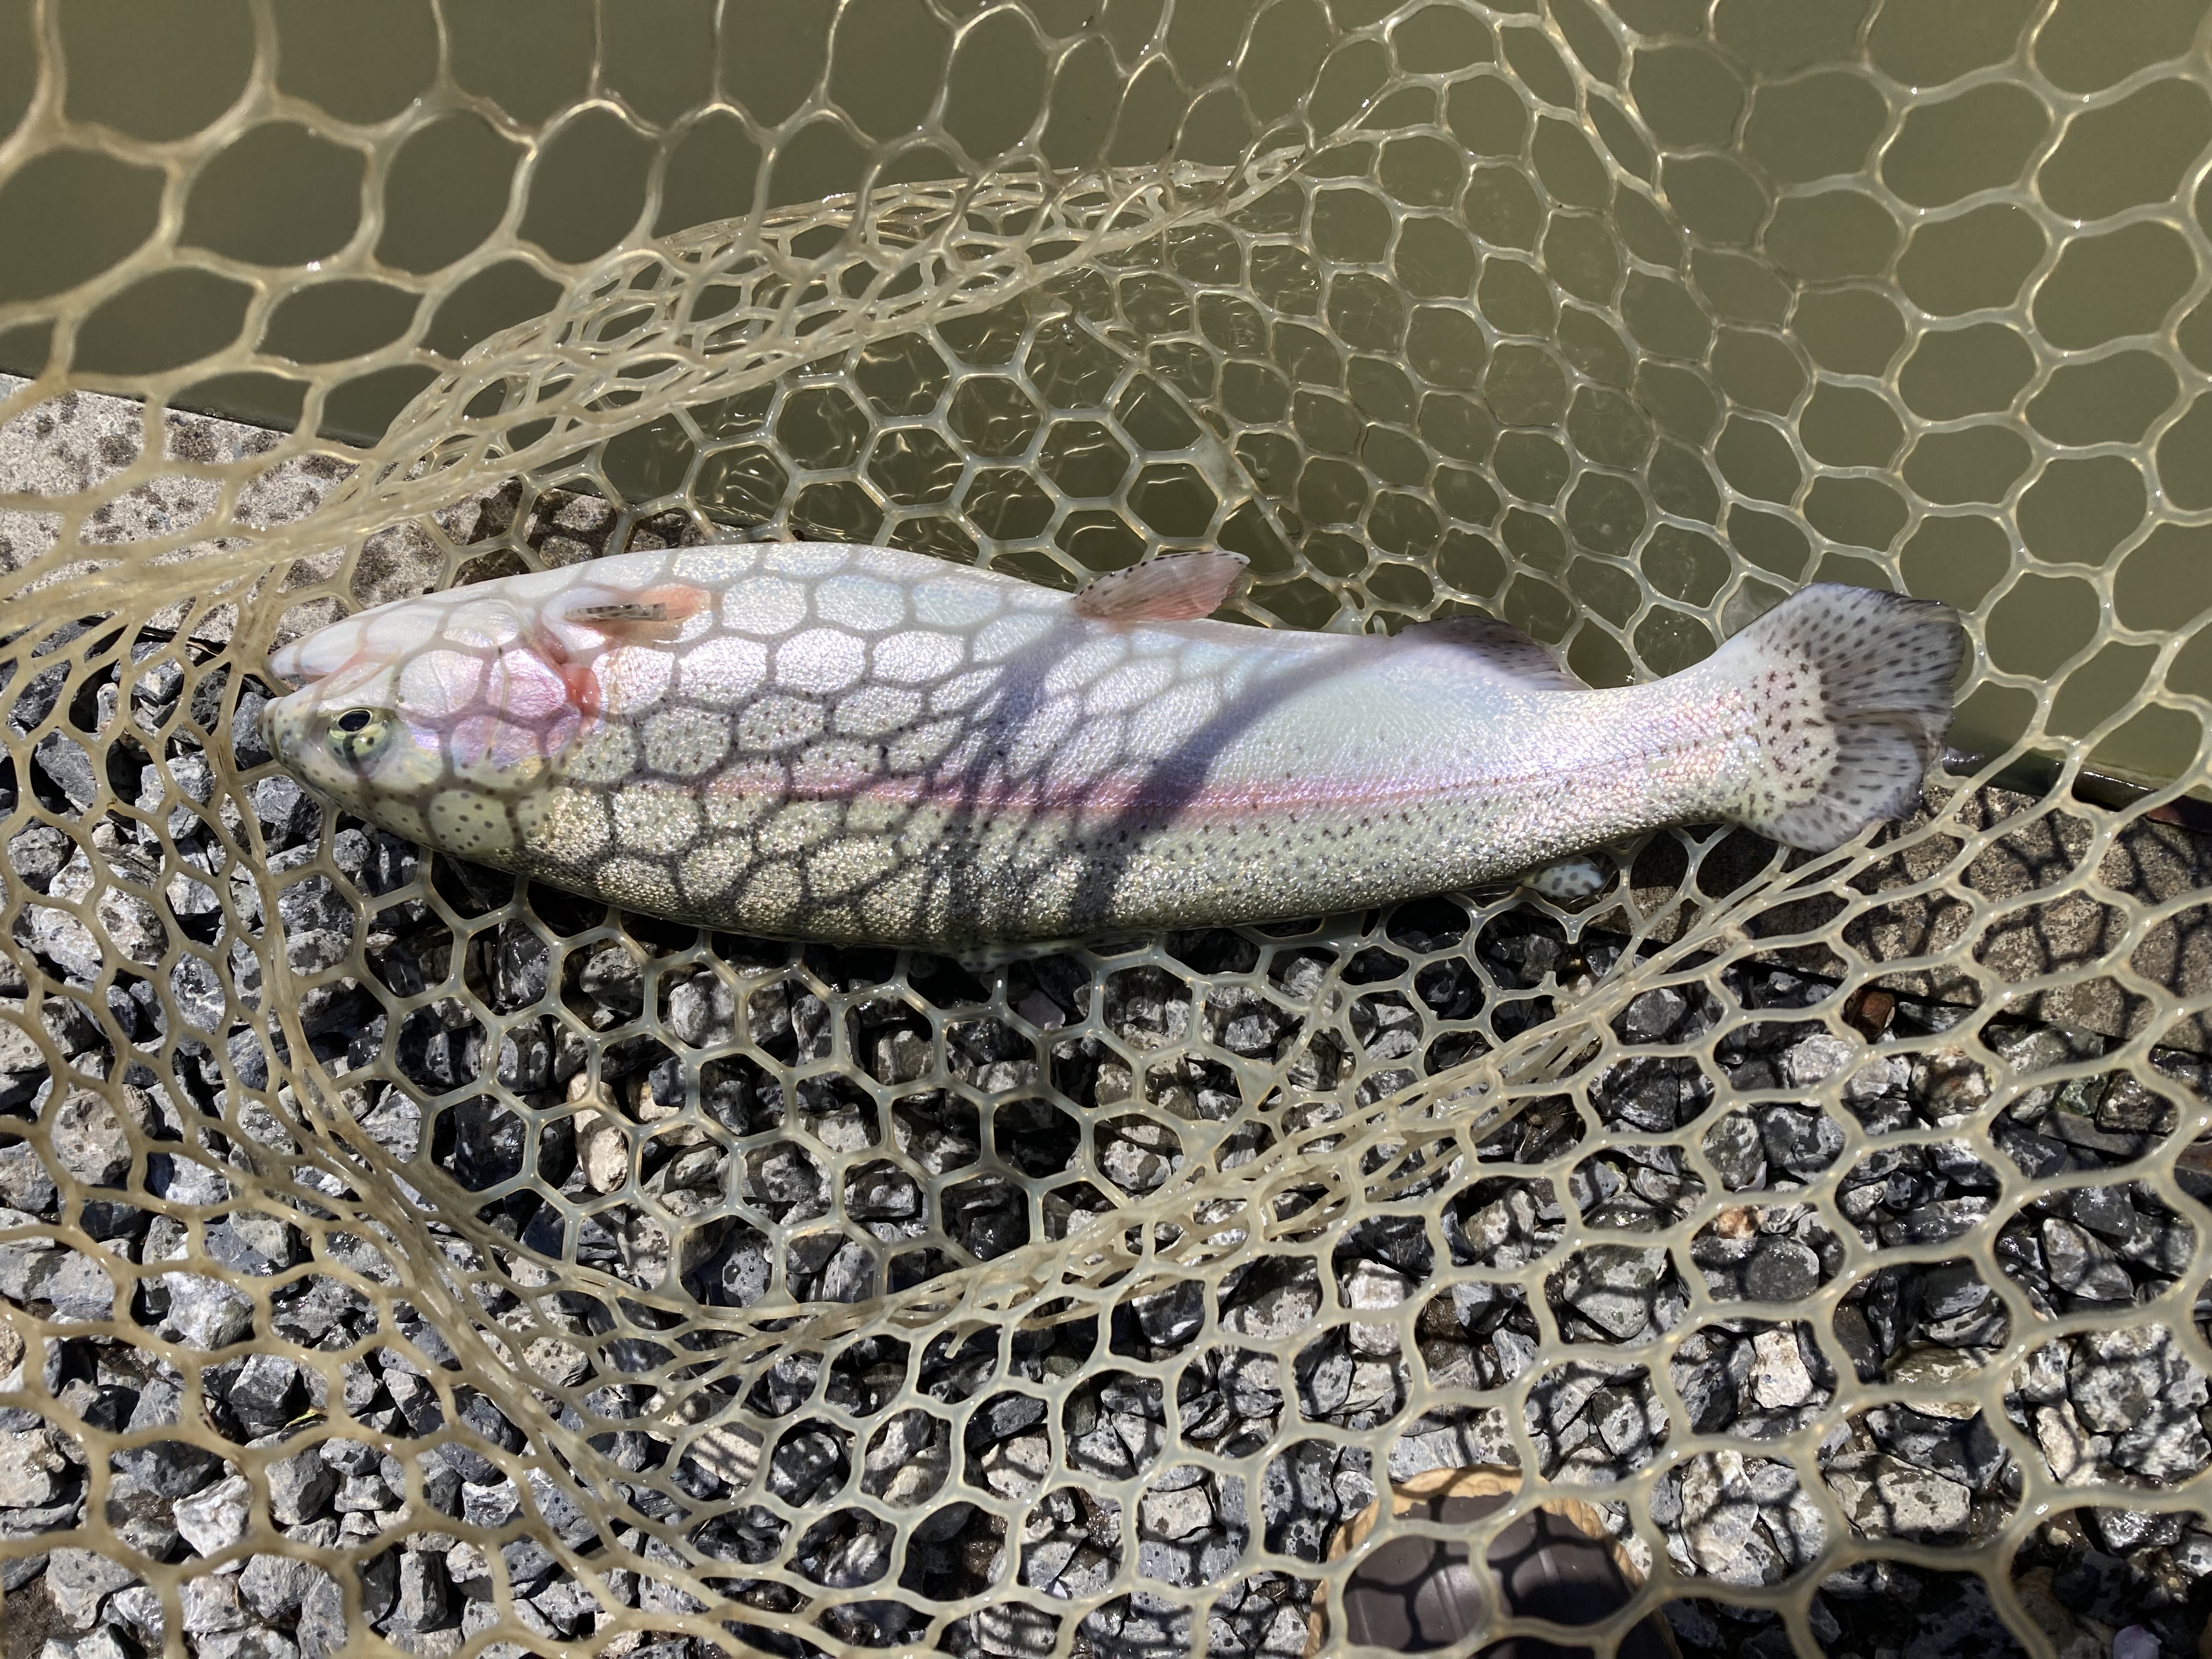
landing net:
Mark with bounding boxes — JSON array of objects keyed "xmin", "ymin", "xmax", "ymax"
[{"xmin": 1, "ymin": 4, "xmax": 2209, "ymax": 1655}]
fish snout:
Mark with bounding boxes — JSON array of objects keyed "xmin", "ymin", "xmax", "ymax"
[
  {"xmin": 265, "ymin": 633, "xmax": 336, "ymax": 688},
  {"xmin": 267, "ymin": 614, "xmax": 376, "ymax": 688},
  {"xmin": 258, "ymin": 692, "xmax": 315, "ymax": 776}
]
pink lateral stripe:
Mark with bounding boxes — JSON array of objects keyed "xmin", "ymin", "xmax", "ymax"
[{"xmin": 741, "ymin": 764, "xmax": 1553, "ymax": 819}]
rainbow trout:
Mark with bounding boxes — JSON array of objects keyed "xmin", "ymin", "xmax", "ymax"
[{"xmin": 263, "ymin": 543, "xmax": 1962, "ymax": 951}]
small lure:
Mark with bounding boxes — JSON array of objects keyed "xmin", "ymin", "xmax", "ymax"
[{"xmin": 264, "ymin": 543, "xmax": 1962, "ymax": 951}]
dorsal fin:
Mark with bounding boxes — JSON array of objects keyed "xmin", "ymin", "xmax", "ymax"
[
  {"xmin": 1398, "ymin": 614, "xmax": 1583, "ymax": 689},
  {"xmin": 1075, "ymin": 552, "xmax": 1248, "ymax": 622}
]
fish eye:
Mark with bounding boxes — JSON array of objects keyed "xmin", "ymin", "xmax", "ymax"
[{"xmin": 328, "ymin": 708, "xmax": 393, "ymax": 765}]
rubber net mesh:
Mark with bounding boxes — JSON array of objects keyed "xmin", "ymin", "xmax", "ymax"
[{"xmin": 2, "ymin": 2, "xmax": 2211, "ymax": 1655}]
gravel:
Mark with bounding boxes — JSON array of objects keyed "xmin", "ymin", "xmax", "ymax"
[{"xmin": 1, "ymin": 503, "xmax": 2208, "ymax": 1657}]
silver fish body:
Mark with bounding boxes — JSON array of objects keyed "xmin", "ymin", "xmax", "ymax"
[{"xmin": 263, "ymin": 542, "xmax": 1962, "ymax": 950}]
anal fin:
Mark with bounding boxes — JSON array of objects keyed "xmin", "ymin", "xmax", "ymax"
[{"xmin": 1075, "ymin": 552, "xmax": 1248, "ymax": 622}]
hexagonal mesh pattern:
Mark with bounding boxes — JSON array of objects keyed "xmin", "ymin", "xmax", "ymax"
[{"xmin": 2, "ymin": 3, "xmax": 2211, "ymax": 1655}]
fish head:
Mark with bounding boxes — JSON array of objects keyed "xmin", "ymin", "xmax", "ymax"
[{"xmin": 262, "ymin": 587, "xmax": 588, "ymax": 849}]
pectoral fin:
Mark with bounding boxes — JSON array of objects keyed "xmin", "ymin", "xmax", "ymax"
[
  {"xmin": 549, "ymin": 583, "xmax": 710, "ymax": 640},
  {"xmin": 569, "ymin": 600, "xmax": 674, "ymax": 624},
  {"xmin": 1521, "ymin": 854, "xmax": 1612, "ymax": 902},
  {"xmin": 1074, "ymin": 552, "xmax": 1248, "ymax": 622},
  {"xmin": 531, "ymin": 584, "xmax": 703, "ymax": 714}
]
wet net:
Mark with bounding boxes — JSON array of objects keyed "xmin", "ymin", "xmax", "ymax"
[{"xmin": 2, "ymin": 2, "xmax": 2210, "ymax": 1655}]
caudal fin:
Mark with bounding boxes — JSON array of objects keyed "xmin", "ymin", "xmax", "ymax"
[{"xmin": 1714, "ymin": 583, "xmax": 1965, "ymax": 852}]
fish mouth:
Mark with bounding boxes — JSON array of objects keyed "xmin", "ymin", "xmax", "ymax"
[
  {"xmin": 258, "ymin": 692, "xmax": 302, "ymax": 768},
  {"xmin": 266, "ymin": 619, "xmax": 371, "ymax": 689},
  {"xmin": 258, "ymin": 636, "xmax": 328, "ymax": 765},
  {"xmin": 265, "ymin": 637, "xmax": 323, "ymax": 688}
]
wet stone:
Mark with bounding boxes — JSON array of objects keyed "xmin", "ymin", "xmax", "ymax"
[
  {"xmin": 8, "ymin": 826, "xmax": 71, "ymax": 892},
  {"xmin": 161, "ymin": 1272, "xmax": 255, "ymax": 1348},
  {"xmin": 2040, "ymin": 1217, "xmax": 2134, "ymax": 1302},
  {"xmin": 46, "ymin": 1090, "xmax": 143, "ymax": 1187},
  {"xmin": 1617, "ymin": 986, "xmax": 1686, "ymax": 1042},
  {"xmin": 2068, "ymin": 1324, "xmax": 2211, "ymax": 1481},
  {"xmin": 1758, "ymin": 1106, "xmax": 1843, "ymax": 1176},
  {"xmin": 385, "ymin": 1550, "xmax": 450, "ymax": 1631},
  {"xmin": 265, "ymin": 1444, "xmax": 337, "ymax": 1526},
  {"xmin": 1844, "ymin": 1454, "xmax": 1970, "ymax": 1536},
  {"xmin": 578, "ymin": 946, "xmax": 645, "ymax": 1022},
  {"xmin": 1133, "ymin": 1280, "xmax": 1206, "ymax": 1348},
  {"xmin": 1743, "ymin": 1238, "xmax": 1821, "ymax": 1302},
  {"xmin": 1702, "ymin": 1111, "xmax": 1766, "ymax": 1189},
  {"xmin": 0, "ymin": 1430, "xmax": 67, "ymax": 1508},
  {"xmin": 43, "ymin": 1252, "xmax": 115, "ymax": 1322},
  {"xmin": 240, "ymin": 1554, "xmax": 332, "ymax": 1623},
  {"xmin": 666, "ymin": 974, "xmax": 739, "ymax": 1047},
  {"xmin": 766, "ymin": 1429, "xmax": 847, "ymax": 1505},
  {"xmin": 227, "ymin": 1355, "xmax": 301, "ymax": 1437},
  {"xmin": 46, "ymin": 1549, "xmax": 138, "ymax": 1628},
  {"xmin": 174, "ymin": 1474, "xmax": 251, "ymax": 1558},
  {"xmin": 32, "ymin": 735, "xmax": 98, "ymax": 812},
  {"xmin": 1558, "ymin": 1245, "xmax": 1677, "ymax": 1341}
]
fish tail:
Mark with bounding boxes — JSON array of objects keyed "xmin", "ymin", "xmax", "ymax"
[{"xmin": 1713, "ymin": 583, "xmax": 1965, "ymax": 852}]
